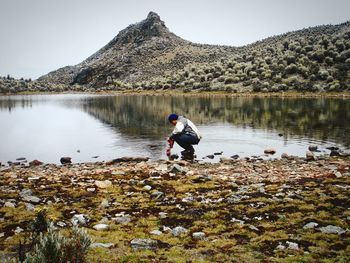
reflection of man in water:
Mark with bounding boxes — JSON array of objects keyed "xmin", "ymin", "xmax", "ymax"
[{"xmin": 167, "ymin": 114, "xmax": 201, "ymax": 157}]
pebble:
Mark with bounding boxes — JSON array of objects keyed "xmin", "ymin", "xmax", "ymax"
[
  {"xmin": 150, "ymin": 230, "xmax": 162, "ymax": 236},
  {"xmin": 319, "ymin": 225, "xmax": 346, "ymax": 235},
  {"xmin": 264, "ymin": 148, "xmax": 276, "ymax": 155},
  {"xmin": 169, "ymin": 164, "xmax": 188, "ymax": 174},
  {"xmin": 91, "ymin": 243, "xmax": 114, "ymax": 248},
  {"xmin": 159, "ymin": 212, "xmax": 167, "ymax": 219},
  {"xmin": 192, "ymin": 232, "xmax": 206, "ymax": 240},
  {"xmin": 94, "ymin": 180, "xmax": 112, "ymax": 189},
  {"xmin": 171, "ymin": 226, "xmax": 188, "ymax": 236},
  {"xmin": 25, "ymin": 203, "xmax": 35, "ymax": 211},
  {"xmin": 308, "ymin": 145, "xmax": 318, "ymax": 152},
  {"xmin": 303, "ymin": 222, "xmax": 319, "ymax": 229},
  {"xmin": 335, "ymin": 172, "xmax": 342, "ymax": 178},
  {"xmin": 130, "ymin": 238, "xmax": 158, "ymax": 250},
  {"xmin": 56, "ymin": 221, "xmax": 66, "ymax": 228},
  {"xmin": 93, "ymin": 224, "xmax": 109, "ymax": 231},
  {"xmin": 113, "ymin": 215, "xmax": 131, "ymax": 224},
  {"xmin": 4, "ymin": 202, "xmax": 15, "ymax": 208},
  {"xmin": 286, "ymin": 241, "xmax": 299, "ymax": 250},
  {"xmin": 143, "ymin": 185, "xmax": 152, "ymax": 191},
  {"xmin": 14, "ymin": 226, "xmax": 24, "ymax": 234},
  {"xmin": 150, "ymin": 191, "xmax": 164, "ymax": 200},
  {"xmin": 72, "ymin": 214, "xmax": 90, "ymax": 226},
  {"xmin": 23, "ymin": 195, "xmax": 41, "ymax": 204},
  {"xmin": 306, "ymin": 151, "xmax": 315, "ymax": 161}
]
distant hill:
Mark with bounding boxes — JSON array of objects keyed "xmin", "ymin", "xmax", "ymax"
[{"xmin": 2, "ymin": 12, "xmax": 350, "ymax": 93}]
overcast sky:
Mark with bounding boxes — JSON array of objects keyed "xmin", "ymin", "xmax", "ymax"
[{"xmin": 1, "ymin": 0, "xmax": 350, "ymax": 79}]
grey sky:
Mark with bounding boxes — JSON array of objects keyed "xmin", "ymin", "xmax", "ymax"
[{"xmin": 1, "ymin": 0, "xmax": 350, "ymax": 79}]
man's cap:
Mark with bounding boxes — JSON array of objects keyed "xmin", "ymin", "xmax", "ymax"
[{"xmin": 168, "ymin": 113, "xmax": 178, "ymax": 122}]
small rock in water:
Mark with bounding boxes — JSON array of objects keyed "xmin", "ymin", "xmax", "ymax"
[
  {"xmin": 92, "ymin": 156, "xmax": 99, "ymax": 158},
  {"xmin": 206, "ymin": 155, "xmax": 215, "ymax": 159},
  {"xmin": 326, "ymin": 146, "xmax": 339, "ymax": 151},
  {"xmin": 77, "ymin": 150, "xmax": 80, "ymax": 153},
  {"xmin": 60, "ymin": 157, "xmax": 72, "ymax": 164},
  {"xmin": 214, "ymin": 151, "xmax": 223, "ymax": 155},
  {"xmin": 264, "ymin": 148, "xmax": 276, "ymax": 155},
  {"xmin": 278, "ymin": 133, "xmax": 283, "ymax": 137},
  {"xmin": 16, "ymin": 157, "xmax": 26, "ymax": 161},
  {"xmin": 308, "ymin": 145, "xmax": 318, "ymax": 152},
  {"xmin": 231, "ymin": 154, "xmax": 240, "ymax": 159}
]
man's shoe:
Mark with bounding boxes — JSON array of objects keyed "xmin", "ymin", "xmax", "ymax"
[{"xmin": 181, "ymin": 149, "xmax": 194, "ymax": 155}]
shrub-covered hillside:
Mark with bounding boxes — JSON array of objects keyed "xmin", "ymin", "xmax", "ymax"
[{"xmin": 131, "ymin": 22, "xmax": 350, "ymax": 93}]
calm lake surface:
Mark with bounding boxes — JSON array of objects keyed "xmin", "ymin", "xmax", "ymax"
[{"xmin": 0, "ymin": 94, "xmax": 349, "ymax": 164}]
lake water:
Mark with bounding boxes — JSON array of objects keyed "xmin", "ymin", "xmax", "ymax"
[{"xmin": 0, "ymin": 94, "xmax": 349, "ymax": 165}]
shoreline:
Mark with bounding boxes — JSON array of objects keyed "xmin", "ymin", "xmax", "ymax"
[{"xmin": 1, "ymin": 90, "xmax": 350, "ymax": 99}]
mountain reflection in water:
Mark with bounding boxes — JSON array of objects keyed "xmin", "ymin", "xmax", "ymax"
[{"xmin": 0, "ymin": 94, "xmax": 349, "ymax": 164}]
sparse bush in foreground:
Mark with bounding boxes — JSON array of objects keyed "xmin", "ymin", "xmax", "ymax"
[{"xmin": 24, "ymin": 224, "xmax": 91, "ymax": 263}]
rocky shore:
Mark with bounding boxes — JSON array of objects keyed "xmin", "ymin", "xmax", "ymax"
[{"xmin": 1, "ymin": 155, "xmax": 349, "ymax": 262}]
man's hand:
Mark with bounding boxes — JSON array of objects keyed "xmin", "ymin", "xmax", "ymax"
[{"xmin": 167, "ymin": 138, "xmax": 174, "ymax": 148}]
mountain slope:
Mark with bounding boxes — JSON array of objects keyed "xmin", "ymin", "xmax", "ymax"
[
  {"xmin": 36, "ymin": 12, "xmax": 350, "ymax": 92},
  {"xmin": 38, "ymin": 12, "xmax": 235, "ymax": 87}
]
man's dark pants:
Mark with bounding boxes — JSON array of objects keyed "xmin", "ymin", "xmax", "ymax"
[{"xmin": 172, "ymin": 133, "xmax": 199, "ymax": 152}]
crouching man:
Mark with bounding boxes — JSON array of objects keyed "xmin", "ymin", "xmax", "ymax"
[{"xmin": 167, "ymin": 113, "xmax": 201, "ymax": 157}]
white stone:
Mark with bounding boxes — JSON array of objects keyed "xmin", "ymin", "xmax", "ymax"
[
  {"xmin": 159, "ymin": 212, "xmax": 167, "ymax": 219},
  {"xmin": 171, "ymin": 226, "xmax": 188, "ymax": 237},
  {"xmin": 303, "ymin": 222, "xmax": 319, "ymax": 229},
  {"xmin": 14, "ymin": 226, "xmax": 24, "ymax": 234},
  {"xmin": 91, "ymin": 242, "xmax": 114, "ymax": 248},
  {"xmin": 286, "ymin": 241, "xmax": 299, "ymax": 250},
  {"xmin": 335, "ymin": 172, "xmax": 342, "ymax": 178},
  {"xmin": 192, "ymin": 232, "xmax": 206, "ymax": 240},
  {"xmin": 94, "ymin": 180, "xmax": 112, "ymax": 189},
  {"xmin": 4, "ymin": 202, "xmax": 15, "ymax": 208},
  {"xmin": 143, "ymin": 185, "xmax": 152, "ymax": 191},
  {"xmin": 150, "ymin": 230, "xmax": 162, "ymax": 236},
  {"xmin": 93, "ymin": 224, "xmax": 109, "ymax": 231},
  {"xmin": 130, "ymin": 238, "xmax": 158, "ymax": 249},
  {"xmin": 72, "ymin": 214, "xmax": 90, "ymax": 226},
  {"xmin": 319, "ymin": 225, "xmax": 346, "ymax": 235},
  {"xmin": 23, "ymin": 195, "xmax": 41, "ymax": 204}
]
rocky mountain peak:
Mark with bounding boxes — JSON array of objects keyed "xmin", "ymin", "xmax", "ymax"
[{"xmin": 111, "ymin": 11, "xmax": 170, "ymax": 46}]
